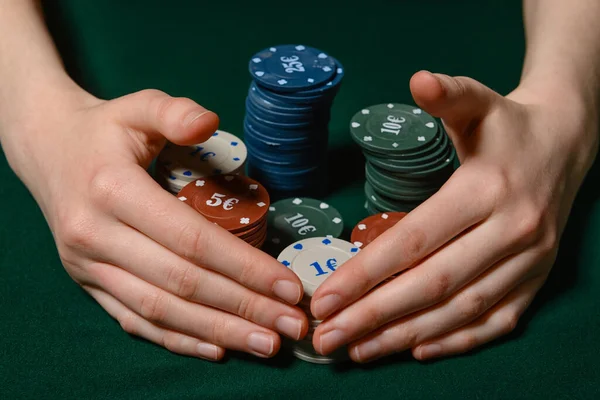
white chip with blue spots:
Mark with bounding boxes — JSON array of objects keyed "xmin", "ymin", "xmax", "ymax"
[
  {"xmin": 158, "ymin": 130, "xmax": 247, "ymax": 181},
  {"xmin": 277, "ymin": 237, "xmax": 360, "ymax": 297}
]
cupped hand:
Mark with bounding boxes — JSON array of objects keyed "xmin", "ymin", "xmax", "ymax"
[
  {"xmin": 309, "ymin": 71, "xmax": 598, "ymax": 362},
  {"xmin": 3, "ymin": 89, "xmax": 309, "ymax": 361}
]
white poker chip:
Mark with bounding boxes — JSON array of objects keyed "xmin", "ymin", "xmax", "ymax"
[
  {"xmin": 277, "ymin": 237, "xmax": 360, "ymax": 297},
  {"xmin": 157, "ymin": 130, "xmax": 247, "ymax": 179}
]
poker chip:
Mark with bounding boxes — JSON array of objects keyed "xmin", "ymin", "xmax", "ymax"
[
  {"xmin": 154, "ymin": 130, "xmax": 247, "ymax": 194},
  {"xmin": 350, "ymin": 104, "xmax": 457, "ymax": 214},
  {"xmin": 177, "ymin": 175, "xmax": 269, "ymax": 249},
  {"xmin": 350, "ymin": 212, "xmax": 407, "ymax": 248},
  {"xmin": 244, "ymin": 45, "xmax": 343, "ymax": 198},
  {"xmin": 249, "ymin": 45, "xmax": 337, "ymax": 92},
  {"xmin": 277, "ymin": 237, "xmax": 358, "ymax": 364},
  {"xmin": 264, "ymin": 197, "xmax": 344, "ymax": 255}
]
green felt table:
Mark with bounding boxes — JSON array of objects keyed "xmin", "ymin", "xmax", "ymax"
[{"xmin": 1, "ymin": 1, "xmax": 600, "ymax": 399}]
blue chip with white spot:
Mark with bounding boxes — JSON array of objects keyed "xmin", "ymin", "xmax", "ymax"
[
  {"xmin": 249, "ymin": 45, "xmax": 337, "ymax": 93},
  {"xmin": 277, "ymin": 237, "xmax": 360, "ymax": 297},
  {"xmin": 157, "ymin": 130, "xmax": 247, "ymax": 181}
]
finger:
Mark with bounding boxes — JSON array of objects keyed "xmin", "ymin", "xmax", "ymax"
[
  {"xmin": 85, "ymin": 286, "xmax": 225, "ymax": 361},
  {"xmin": 94, "ymin": 225, "xmax": 307, "ymax": 340},
  {"xmin": 90, "ymin": 262, "xmax": 282, "ymax": 358},
  {"xmin": 412, "ymin": 277, "xmax": 545, "ymax": 361},
  {"xmin": 346, "ymin": 251, "xmax": 547, "ymax": 363},
  {"xmin": 97, "ymin": 166, "xmax": 303, "ymax": 305},
  {"xmin": 310, "ymin": 167, "xmax": 492, "ymax": 320},
  {"xmin": 112, "ymin": 89, "xmax": 220, "ymax": 145},
  {"xmin": 313, "ymin": 217, "xmax": 517, "ymax": 355},
  {"xmin": 409, "ymin": 71, "xmax": 501, "ymax": 142}
]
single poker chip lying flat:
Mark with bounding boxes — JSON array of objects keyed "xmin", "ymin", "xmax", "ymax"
[
  {"xmin": 249, "ymin": 45, "xmax": 337, "ymax": 92},
  {"xmin": 350, "ymin": 212, "xmax": 407, "ymax": 248},
  {"xmin": 158, "ymin": 130, "xmax": 247, "ymax": 179},
  {"xmin": 277, "ymin": 237, "xmax": 360, "ymax": 297},
  {"xmin": 268, "ymin": 197, "xmax": 344, "ymax": 244},
  {"xmin": 177, "ymin": 174, "xmax": 270, "ymax": 232},
  {"xmin": 350, "ymin": 104, "xmax": 439, "ymax": 154}
]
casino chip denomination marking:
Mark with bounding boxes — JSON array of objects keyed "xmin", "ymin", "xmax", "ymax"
[
  {"xmin": 244, "ymin": 45, "xmax": 344, "ymax": 198},
  {"xmin": 278, "ymin": 237, "xmax": 360, "ymax": 364},
  {"xmin": 350, "ymin": 104, "xmax": 457, "ymax": 213},
  {"xmin": 263, "ymin": 197, "xmax": 344, "ymax": 256},
  {"xmin": 176, "ymin": 175, "xmax": 269, "ymax": 248},
  {"xmin": 154, "ymin": 130, "xmax": 247, "ymax": 195}
]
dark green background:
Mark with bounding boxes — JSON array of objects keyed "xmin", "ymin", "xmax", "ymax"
[{"xmin": 1, "ymin": 1, "xmax": 599, "ymax": 399}]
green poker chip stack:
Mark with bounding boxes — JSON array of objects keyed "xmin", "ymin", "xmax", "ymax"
[
  {"xmin": 262, "ymin": 197, "xmax": 344, "ymax": 256},
  {"xmin": 350, "ymin": 103, "xmax": 457, "ymax": 214}
]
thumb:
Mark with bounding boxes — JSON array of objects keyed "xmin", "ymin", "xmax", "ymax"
[
  {"xmin": 410, "ymin": 71, "xmax": 501, "ymax": 151},
  {"xmin": 112, "ymin": 89, "xmax": 220, "ymax": 146}
]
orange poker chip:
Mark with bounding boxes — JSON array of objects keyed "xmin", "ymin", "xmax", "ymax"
[
  {"xmin": 350, "ymin": 212, "xmax": 407, "ymax": 248},
  {"xmin": 178, "ymin": 175, "xmax": 270, "ymax": 232}
]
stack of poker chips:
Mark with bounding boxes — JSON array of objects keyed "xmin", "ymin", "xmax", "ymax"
[
  {"xmin": 262, "ymin": 197, "xmax": 344, "ymax": 257},
  {"xmin": 351, "ymin": 212, "xmax": 407, "ymax": 284},
  {"xmin": 155, "ymin": 130, "xmax": 247, "ymax": 195},
  {"xmin": 349, "ymin": 104, "xmax": 457, "ymax": 214},
  {"xmin": 277, "ymin": 237, "xmax": 360, "ymax": 364},
  {"xmin": 177, "ymin": 175, "xmax": 269, "ymax": 249},
  {"xmin": 244, "ymin": 44, "xmax": 344, "ymax": 197}
]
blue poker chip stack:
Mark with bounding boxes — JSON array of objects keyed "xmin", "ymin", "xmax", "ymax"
[{"xmin": 244, "ymin": 44, "xmax": 344, "ymax": 197}]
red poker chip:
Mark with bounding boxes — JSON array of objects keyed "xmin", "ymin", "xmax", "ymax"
[
  {"xmin": 178, "ymin": 175, "xmax": 270, "ymax": 232},
  {"xmin": 350, "ymin": 212, "xmax": 407, "ymax": 248}
]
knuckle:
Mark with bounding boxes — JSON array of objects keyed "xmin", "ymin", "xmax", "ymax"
[
  {"xmin": 424, "ymin": 273, "xmax": 452, "ymax": 304},
  {"xmin": 237, "ymin": 261, "xmax": 260, "ymax": 286},
  {"xmin": 398, "ymin": 226, "xmax": 427, "ymax": 260},
  {"xmin": 482, "ymin": 168, "xmax": 510, "ymax": 205},
  {"xmin": 538, "ymin": 227, "xmax": 559, "ymax": 254},
  {"xmin": 360, "ymin": 305, "xmax": 389, "ymax": 332},
  {"xmin": 501, "ymin": 311, "xmax": 520, "ymax": 334},
  {"xmin": 513, "ymin": 206, "xmax": 545, "ymax": 246},
  {"xmin": 88, "ymin": 164, "xmax": 128, "ymax": 209},
  {"xmin": 176, "ymin": 224, "xmax": 207, "ymax": 262},
  {"xmin": 139, "ymin": 291, "xmax": 170, "ymax": 323},
  {"xmin": 155, "ymin": 95, "xmax": 178, "ymax": 126},
  {"xmin": 118, "ymin": 312, "xmax": 140, "ymax": 336},
  {"xmin": 167, "ymin": 264, "xmax": 200, "ymax": 300},
  {"xmin": 56, "ymin": 210, "xmax": 99, "ymax": 252},
  {"xmin": 456, "ymin": 291, "xmax": 488, "ymax": 321},
  {"xmin": 209, "ymin": 315, "xmax": 231, "ymax": 346},
  {"xmin": 348, "ymin": 262, "xmax": 377, "ymax": 294},
  {"xmin": 161, "ymin": 332, "xmax": 181, "ymax": 353},
  {"xmin": 236, "ymin": 295, "xmax": 257, "ymax": 321},
  {"xmin": 458, "ymin": 332, "xmax": 479, "ymax": 351}
]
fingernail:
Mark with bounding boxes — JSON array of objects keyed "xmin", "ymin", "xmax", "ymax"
[
  {"xmin": 418, "ymin": 343, "xmax": 442, "ymax": 360},
  {"xmin": 196, "ymin": 342, "xmax": 219, "ymax": 360},
  {"xmin": 273, "ymin": 280, "xmax": 301, "ymax": 304},
  {"xmin": 354, "ymin": 340, "xmax": 382, "ymax": 362},
  {"xmin": 319, "ymin": 329, "xmax": 345, "ymax": 355},
  {"xmin": 275, "ymin": 316, "xmax": 302, "ymax": 340},
  {"xmin": 247, "ymin": 332, "xmax": 274, "ymax": 357},
  {"xmin": 183, "ymin": 110, "xmax": 211, "ymax": 127},
  {"xmin": 313, "ymin": 294, "xmax": 341, "ymax": 319}
]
